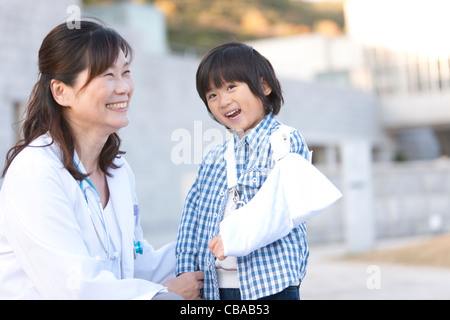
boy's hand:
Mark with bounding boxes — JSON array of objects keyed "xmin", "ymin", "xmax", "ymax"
[{"xmin": 209, "ymin": 235, "xmax": 226, "ymax": 260}]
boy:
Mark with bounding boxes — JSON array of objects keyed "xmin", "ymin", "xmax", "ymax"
[{"xmin": 176, "ymin": 42, "xmax": 309, "ymax": 300}]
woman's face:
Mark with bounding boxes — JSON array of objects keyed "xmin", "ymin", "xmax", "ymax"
[{"xmin": 63, "ymin": 50, "xmax": 134, "ymax": 139}]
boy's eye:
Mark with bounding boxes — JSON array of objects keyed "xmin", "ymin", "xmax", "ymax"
[
  {"xmin": 207, "ymin": 93, "xmax": 216, "ymax": 100},
  {"xmin": 227, "ymin": 84, "xmax": 236, "ymax": 90}
]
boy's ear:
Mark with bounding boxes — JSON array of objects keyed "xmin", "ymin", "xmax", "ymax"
[
  {"xmin": 50, "ymin": 79, "xmax": 72, "ymax": 107},
  {"xmin": 261, "ymin": 78, "xmax": 272, "ymax": 96}
]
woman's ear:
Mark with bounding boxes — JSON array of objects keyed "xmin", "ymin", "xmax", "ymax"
[
  {"xmin": 261, "ymin": 78, "xmax": 272, "ymax": 96},
  {"xmin": 50, "ymin": 79, "xmax": 71, "ymax": 107}
]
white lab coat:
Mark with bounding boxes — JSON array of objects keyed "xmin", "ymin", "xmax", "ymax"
[{"xmin": 0, "ymin": 134, "xmax": 176, "ymax": 299}]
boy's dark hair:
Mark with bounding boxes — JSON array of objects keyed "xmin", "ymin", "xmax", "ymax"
[{"xmin": 196, "ymin": 42, "xmax": 284, "ymax": 118}]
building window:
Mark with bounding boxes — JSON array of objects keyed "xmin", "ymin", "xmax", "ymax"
[{"xmin": 366, "ymin": 46, "xmax": 450, "ymax": 96}]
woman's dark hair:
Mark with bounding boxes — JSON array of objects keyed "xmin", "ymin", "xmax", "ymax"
[
  {"xmin": 196, "ymin": 42, "xmax": 283, "ymax": 118},
  {"xmin": 2, "ymin": 20, "xmax": 133, "ymax": 179}
]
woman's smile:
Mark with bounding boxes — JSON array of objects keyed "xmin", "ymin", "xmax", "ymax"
[{"xmin": 106, "ymin": 101, "xmax": 129, "ymax": 111}]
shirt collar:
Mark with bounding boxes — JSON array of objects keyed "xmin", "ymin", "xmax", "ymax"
[{"xmin": 232, "ymin": 113, "xmax": 278, "ymax": 150}]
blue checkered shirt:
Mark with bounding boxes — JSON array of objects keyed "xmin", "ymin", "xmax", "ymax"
[{"xmin": 175, "ymin": 113, "xmax": 309, "ymax": 300}]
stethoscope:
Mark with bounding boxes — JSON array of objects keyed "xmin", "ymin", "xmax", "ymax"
[{"xmin": 74, "ymin": 160, "xmax": 143, "ymax": 261}]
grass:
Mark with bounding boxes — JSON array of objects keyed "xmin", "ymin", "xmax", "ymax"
[{"xmin": 344, "ymin": 233, "xmax": 450, "ymax": 269}]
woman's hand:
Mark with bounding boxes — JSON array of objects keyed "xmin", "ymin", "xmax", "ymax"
[
  {"xmin": 163, "ymin": 271, "xmax": 204, "ymax": 300},
  {"xmin": 209, "ymin": 235, "xmax": 226, "ymax": 261}
]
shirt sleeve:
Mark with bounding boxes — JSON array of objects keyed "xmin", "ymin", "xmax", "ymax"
[
  {"xmin": 289, "ymin": 129, "xmax": 311, "ymax": 161},
  {"xmin": 134, "ymin": 240, "xmax": 177, "ymax": 284},
  {"xmin": 175, "ymin": 170, "xmax": 201, "ymax": 275}
]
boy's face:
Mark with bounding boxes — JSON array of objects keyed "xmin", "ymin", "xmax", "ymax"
[{"xmin": 205, "ymin": 81, "xmax": 270, "ymax": 136}]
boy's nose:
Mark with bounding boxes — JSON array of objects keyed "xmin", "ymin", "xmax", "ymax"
[{"xmin": 219, "ymin": 94, "xmax": 232, "ymax": 108}]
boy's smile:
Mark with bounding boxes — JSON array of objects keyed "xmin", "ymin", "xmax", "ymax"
[{"xmin": 225, "ymin": 109, "xmax": 241, "ymax": 120}]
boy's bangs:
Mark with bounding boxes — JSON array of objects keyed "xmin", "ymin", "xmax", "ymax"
[{"xmin": 206, "ymin": 51, "xmax": 249, "ymax": 91}]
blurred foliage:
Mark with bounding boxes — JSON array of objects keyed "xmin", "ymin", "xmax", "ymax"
[{"xmin": 83, "ymin": 0, "xmax": 344, "ymax": 55}]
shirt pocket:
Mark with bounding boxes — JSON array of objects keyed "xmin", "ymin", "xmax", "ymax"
[{"xmin": 238, "ymin": 169, "xmax": 271, "ymax": 203}]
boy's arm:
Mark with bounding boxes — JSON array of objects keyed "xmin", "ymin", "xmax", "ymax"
[
  {"xmin": 211, "ymin": 130, "xmax": 342, "ymax": 258},
  {"xmin": 175, "ymin": 178, "xmax": 201, "ymax": 275}
]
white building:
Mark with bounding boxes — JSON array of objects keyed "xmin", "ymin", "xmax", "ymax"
[
  {"xmin": 346, "ymin": 0, "xmax": 450, "ymax": 160},
  {"xmin": 251, "ymin": 0, "xmax": 450, "ymax": 161}
]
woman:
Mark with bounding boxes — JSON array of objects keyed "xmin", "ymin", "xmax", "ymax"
[{"xmin": 0, "ymin": 20, "xmax": 203, "ymax": 299}]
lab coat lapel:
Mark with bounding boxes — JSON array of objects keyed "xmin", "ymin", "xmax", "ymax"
[{"xmin": 107, "ymin": 162, "xmax": 134, "ymax": 278}]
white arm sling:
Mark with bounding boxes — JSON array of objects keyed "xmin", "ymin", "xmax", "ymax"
[{"xmin": 219, "ymin": 125, "xmax": 342, "ymax": 257}]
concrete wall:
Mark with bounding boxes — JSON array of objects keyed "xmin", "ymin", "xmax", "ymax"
[
  {"xmin": 0, "ymin": 0, "xmax": 81, "ymax": 177},
  {"xmin": 84, "ymin": 2, "xmax": 169, "ymax": 56},
  {"xmin": 307, "ymin": 158, "xmax": 450, "ymax": 244},
  {"xmin": 373, "ymin": 158, "xmax": 450, "ymax": 238}
]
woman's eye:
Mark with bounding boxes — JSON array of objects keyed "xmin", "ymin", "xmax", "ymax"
[
  {"xmin": 104, "ymin": 72, "xmax": 114, "ymax": 77},
  {"xmin": 123, "ymin": 69, "xmax": 131, "ymax": 75}
]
